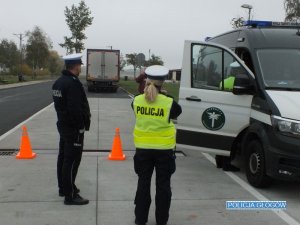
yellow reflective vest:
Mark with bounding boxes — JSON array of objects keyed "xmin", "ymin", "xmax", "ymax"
[
  {"xmin": 219, "ymin": 76, "xmax": 235, "ymax": 91},
  {"xmin": 133, "ymin": 94, "xmax": 176, "ymax": 150}
]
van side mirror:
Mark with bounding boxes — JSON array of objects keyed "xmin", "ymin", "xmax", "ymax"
[{"xmin": 233, "ymin": 74, "xmax": 254, "ymax": 95}]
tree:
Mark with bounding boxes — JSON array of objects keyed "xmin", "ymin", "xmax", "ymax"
[
  {"xmin": 126, "ymin": 53, "xmax": 138, "ymax": 78},
  {"xmin": 0, "ymin": 39, "xmax": 19, "ymax": 73},
  {"xmin": 145, "ymin": 54, "xmax": 164, "ymax": 66},
  {"xmin": 231, "ymin": 17, "xmax": 244, "ymax": 29},
  {"xmin": 60, "ymin": 0, "xmax": 93, "ymax": 54},
  {"xmin": 119, "ymin": 54, "xmax": 127, "ymax": 71},
  {"xmin": 60, "ymin": 37, "xmax": 74, "ymax": 55},
  {"xmin": 48, "ymin": 50, "xmax": 64, "ymax": 75},
  {"xmin": 26, "ymin": 26, "xmax": 52, "ymax": 76},
  {"xmin": 284, "ymin": 0, "xmax": 300, "ymax": 21}
]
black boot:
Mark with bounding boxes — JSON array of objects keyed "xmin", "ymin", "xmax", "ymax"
[
  {"xmin": 59, "ymin": 190, "xmax": 64, "ymax": 197},
  {"xmin": 222, "ymin": 157, "xmax": 240, "ymax": 172},
  {"xmin": 64, "ymin": 194, "xmax": 89, "ymax": 205},
  {"xmin": 223, "ymin": 163, "xmax": 240, "ymax": 171},
  {"xmin": 135, "ymin": 219, "xmax": 146, "ymax": 225},
  {"xmin": 215, "ymin": 155, "xmax": 223, "ymax": 168}
]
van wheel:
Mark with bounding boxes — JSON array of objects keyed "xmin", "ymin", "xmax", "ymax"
[{"xmin": 245, "ymin": 140, "xmax": 271, "ymax": 188}]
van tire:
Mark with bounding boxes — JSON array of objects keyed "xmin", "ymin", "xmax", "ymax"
[{"xmin": 245, "ymin": 140, "xmax": 271, "ymax": 188}]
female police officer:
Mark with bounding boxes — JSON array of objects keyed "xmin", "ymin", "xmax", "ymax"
[{"xmin": 132, "ymin": 65, "xmax": 182, "ymax": 225}]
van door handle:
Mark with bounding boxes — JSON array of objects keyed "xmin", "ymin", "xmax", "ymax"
[{"xmin": 186, "ymin": 96, "xmax": 201, "ymax": 102}]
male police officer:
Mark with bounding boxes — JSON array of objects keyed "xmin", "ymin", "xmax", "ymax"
[{"xmin": 52, "ymin": 53, "xmax": 91, "ymax": 205}]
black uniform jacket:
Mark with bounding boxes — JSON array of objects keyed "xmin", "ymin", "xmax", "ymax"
[{"xmin": 52, "ymin": 70, "xmax": 91, "ymax": 131}]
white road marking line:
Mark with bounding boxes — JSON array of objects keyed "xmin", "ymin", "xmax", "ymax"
[
  {"xmin": 0, "ymin": 103, "xmax": 54, "ymax": 142},
  {"xmin": 117, "ymin": 86, "xmax": 134, "ymax": 99},
  {"xmin": 202, "ymin": 153, "xmax": 300, "ymax": 225}
]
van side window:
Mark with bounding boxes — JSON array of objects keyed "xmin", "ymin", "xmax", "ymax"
[
  {"xmin": 192, "ymin": 44, "xmax": 249, "ymax": 92},
  {"xmin": 192, "ymin": 45, "xmax": 222, "ymax": 90}
]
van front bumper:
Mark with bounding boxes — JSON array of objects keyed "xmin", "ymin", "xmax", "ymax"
[{"xmin": 264, "ymin": 127, "xmax": 300, "ymax": 181}]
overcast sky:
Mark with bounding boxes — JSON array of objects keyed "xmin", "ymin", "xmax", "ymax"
[{"xmin": 0, "ymin": 0, "xmax": 286, "ymax": 69}]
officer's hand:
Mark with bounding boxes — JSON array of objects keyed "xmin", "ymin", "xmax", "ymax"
[{"xmin": 79, "ymin": 129, "xmax": 85, "ymax": 134}]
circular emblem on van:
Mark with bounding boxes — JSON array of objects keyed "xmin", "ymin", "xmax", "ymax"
[{"xmin": 202, "ymin": 107, "xmax": 225, "ymax": 131}]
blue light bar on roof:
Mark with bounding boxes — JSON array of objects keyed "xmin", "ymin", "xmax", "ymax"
[
  {"xmin": 243, "ymin": 20, "xmax": 272, "ymax": 27},
  {"xmin": 244, "ymin": 20, "xmax": 300, "ymax": 27}
]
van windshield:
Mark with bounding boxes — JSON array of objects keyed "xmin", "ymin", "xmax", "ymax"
[{"xmin": 257, "ymin": 49, "xmax": 300, "ymax": 90}]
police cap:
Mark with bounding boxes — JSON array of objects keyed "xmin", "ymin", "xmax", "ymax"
[
  {"xmin": 230, "ymin": 61, "xmax": 241, "ymax": 68},
  {"xmin": 63, "ymin": 53, "xmax": 83, "ymax": 65},
  {"xmin": 145, "ymin": 65, "xmax": 169, "ymax": 80}
]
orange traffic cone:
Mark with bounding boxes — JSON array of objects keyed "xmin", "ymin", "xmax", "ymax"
[
  {"xmin": 108, "ymin": 128, "xmax": 126, "ymax": 161},
  {"xmin": 16, "ymin": 126, "xmax": 36, "ymax": 159}
]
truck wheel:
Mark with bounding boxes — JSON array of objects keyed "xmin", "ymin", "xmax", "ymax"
[{"xmin": 245, "ymin": 140, "xmax": 271, "ymax": 188}]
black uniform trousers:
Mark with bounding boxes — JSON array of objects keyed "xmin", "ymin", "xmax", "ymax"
[
  {"xmin": 134, "ymin": 149, "xmax": 176, "ymax": 225},
  {"xmin": 57, "ymin": 126, "xmax": 84, "ymax": 198}
]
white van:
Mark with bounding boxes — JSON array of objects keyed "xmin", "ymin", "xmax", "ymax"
[{"xmin": 176, "ymin": 21, "xmax": 300, "ymax": 187}]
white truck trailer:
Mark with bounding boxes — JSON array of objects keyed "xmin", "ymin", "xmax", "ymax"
[{"xmin": 86, "ymin": 49, "xmax": 120, "ymax": 92}]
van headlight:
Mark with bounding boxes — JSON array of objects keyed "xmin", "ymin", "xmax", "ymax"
[{"xmin": 271, "ymin": 115, "xmax": 300, "ymax": 136}]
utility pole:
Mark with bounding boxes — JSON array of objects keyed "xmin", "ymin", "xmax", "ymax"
[{"xmin": 13, "ymin": 33, "xmax": 25, "ymax": 76}]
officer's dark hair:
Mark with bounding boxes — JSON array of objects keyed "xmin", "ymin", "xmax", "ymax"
[{"xmin": 65, "ymin": 63, "xmax": 77, "ymax": 71}]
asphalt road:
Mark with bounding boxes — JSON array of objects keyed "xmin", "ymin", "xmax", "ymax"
[
  {"xmin": 84, "ymin": 85, "xmax": 130, "ymax": 99},
  {"xmin": 0, "ymin": 81, "xmax": 54, "ymax": 136},
  {"xmin": 0, "ymin": 80, "xmax": 130, "ymax": 136}
]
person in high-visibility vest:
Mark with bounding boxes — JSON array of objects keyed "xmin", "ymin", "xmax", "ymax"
[
  {"xmin": 132, "ymin": 65, "xmax": 182, "ymax": 225},
  {"xmin": 220, "ymin": 75, "xmax": 235, "ymax": 91},
  {"xmin": 219, "ymin": 61, "xmax": 242, "ymax": 91}
]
